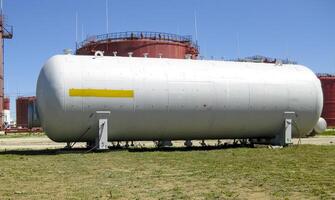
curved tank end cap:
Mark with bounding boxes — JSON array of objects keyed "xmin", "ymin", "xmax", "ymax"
[{"xmin": 314, "ymin": 117, "xmax": 327, "ymax": 134}]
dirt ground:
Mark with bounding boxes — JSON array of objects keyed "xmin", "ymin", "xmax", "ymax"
[{"xmin": 0, "ymin": 135, "xmax": 334, "ymax": 150}]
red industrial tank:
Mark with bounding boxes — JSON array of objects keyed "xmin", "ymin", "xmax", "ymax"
[
  {"xmin": 76, "ymin": 31, "xmax": 199, "ymax": 59},
  {"xmin": 318, "ymin": 74, "xmax": 335, "ymax": 128},
  {"xmin": 16, "ymin": 96, "xmax": 36, "ymax": 128},
  {"xmin": 3, "ymin": 97, "xmax": 9, "ymax": 110}
]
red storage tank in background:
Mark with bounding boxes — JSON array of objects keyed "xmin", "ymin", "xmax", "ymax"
[
  {"xmin": 76, "ymin": 31, "xmax": 199, "ymax": 59},
  {"xmin": 3, "ymin": 97, "xmax": 10, "ymax": 110},
  {"xmin": 16, "ymin": 96, "xmax": 36, "ymax": 128},
  {"xmin": 318, "ymin": 74, "xmax": 335, "ymax": 128}
]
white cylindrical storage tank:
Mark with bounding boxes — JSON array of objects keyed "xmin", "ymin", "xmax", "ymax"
[{"xmin": 36, "ymin": 55, "xmax": 323, "ymax": 142}]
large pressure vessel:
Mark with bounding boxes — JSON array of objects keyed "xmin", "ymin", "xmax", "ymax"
[{"xmin": 36, "ymin": 55, "xmax": 323, "ymax": 142}]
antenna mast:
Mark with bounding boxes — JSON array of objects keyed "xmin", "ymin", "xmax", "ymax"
[
  {"xmin": 237, "ymin": 32, "xmax": 240, "ymax": 58},
  {"xmin": 194, "ymin": 10, "xmax": 198, "ymax": 43},
  {"xmin": 81, "ymin": 24, "xmax": 84, "ymax": 41},
  {"xmin": 75, "ymin": 12, "xmax": 78, "ymax": 46},
  {"xmin": 106, "ymin": 0, "xmax": 109, "ymax": 33}
]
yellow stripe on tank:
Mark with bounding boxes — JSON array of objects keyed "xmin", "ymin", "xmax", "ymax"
[{"xmin": 69, "ymin": 88, "xmax": 134, "ymax": 98}]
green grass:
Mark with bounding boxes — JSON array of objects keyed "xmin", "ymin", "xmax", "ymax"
[
  {"xmin": 319, "ymin": 130, "xmax": 335, "ymax": 136},
  {"xmin": 0, "ymin": 132, "xmax": 45, "ymax": 139},
  {"xmin": 0, "ymin": 145, "xmax": 334, "ymax": 199}
]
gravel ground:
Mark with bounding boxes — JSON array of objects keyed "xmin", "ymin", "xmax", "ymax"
[
  {"xmin": 293, "ymin": 135, "xmax": 335, "ymax": 145},
  {"xmin": 0, "ymin": 135, "xmax": 334, "ymax": 150}
]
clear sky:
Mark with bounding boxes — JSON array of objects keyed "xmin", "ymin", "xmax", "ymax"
[{"xmin": 3, "ymin": 0, "xmax": 335, "ymax": 119}]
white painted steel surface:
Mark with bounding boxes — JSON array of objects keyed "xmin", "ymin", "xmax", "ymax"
[
  {"xmin": 36, "ymin": 55, "xmax": 323, "ymax": 142},
  {"xmin": 313, "ymin": 117, "xmax": 327, "ymax": 133}
]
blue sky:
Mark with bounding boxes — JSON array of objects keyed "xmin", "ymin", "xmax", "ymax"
[{"xmin": 3, "ymin": 0, "xmax": 335, "ymax": 119}]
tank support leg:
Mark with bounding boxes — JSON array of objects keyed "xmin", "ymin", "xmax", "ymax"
[
  {"xmin": 184, "ymin": 140, "xmax": 192, "ymax": 147},
  {"xmin": 95, "ymin": 111, "xmax": 110, "ymax": 150},
  {"xmin": 200, "ymin": 140, "xmax": 206, "ymax": 147},
  {"xmin": 66, "ymin": 142, "xmax": 71, "ymax": 149}
]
